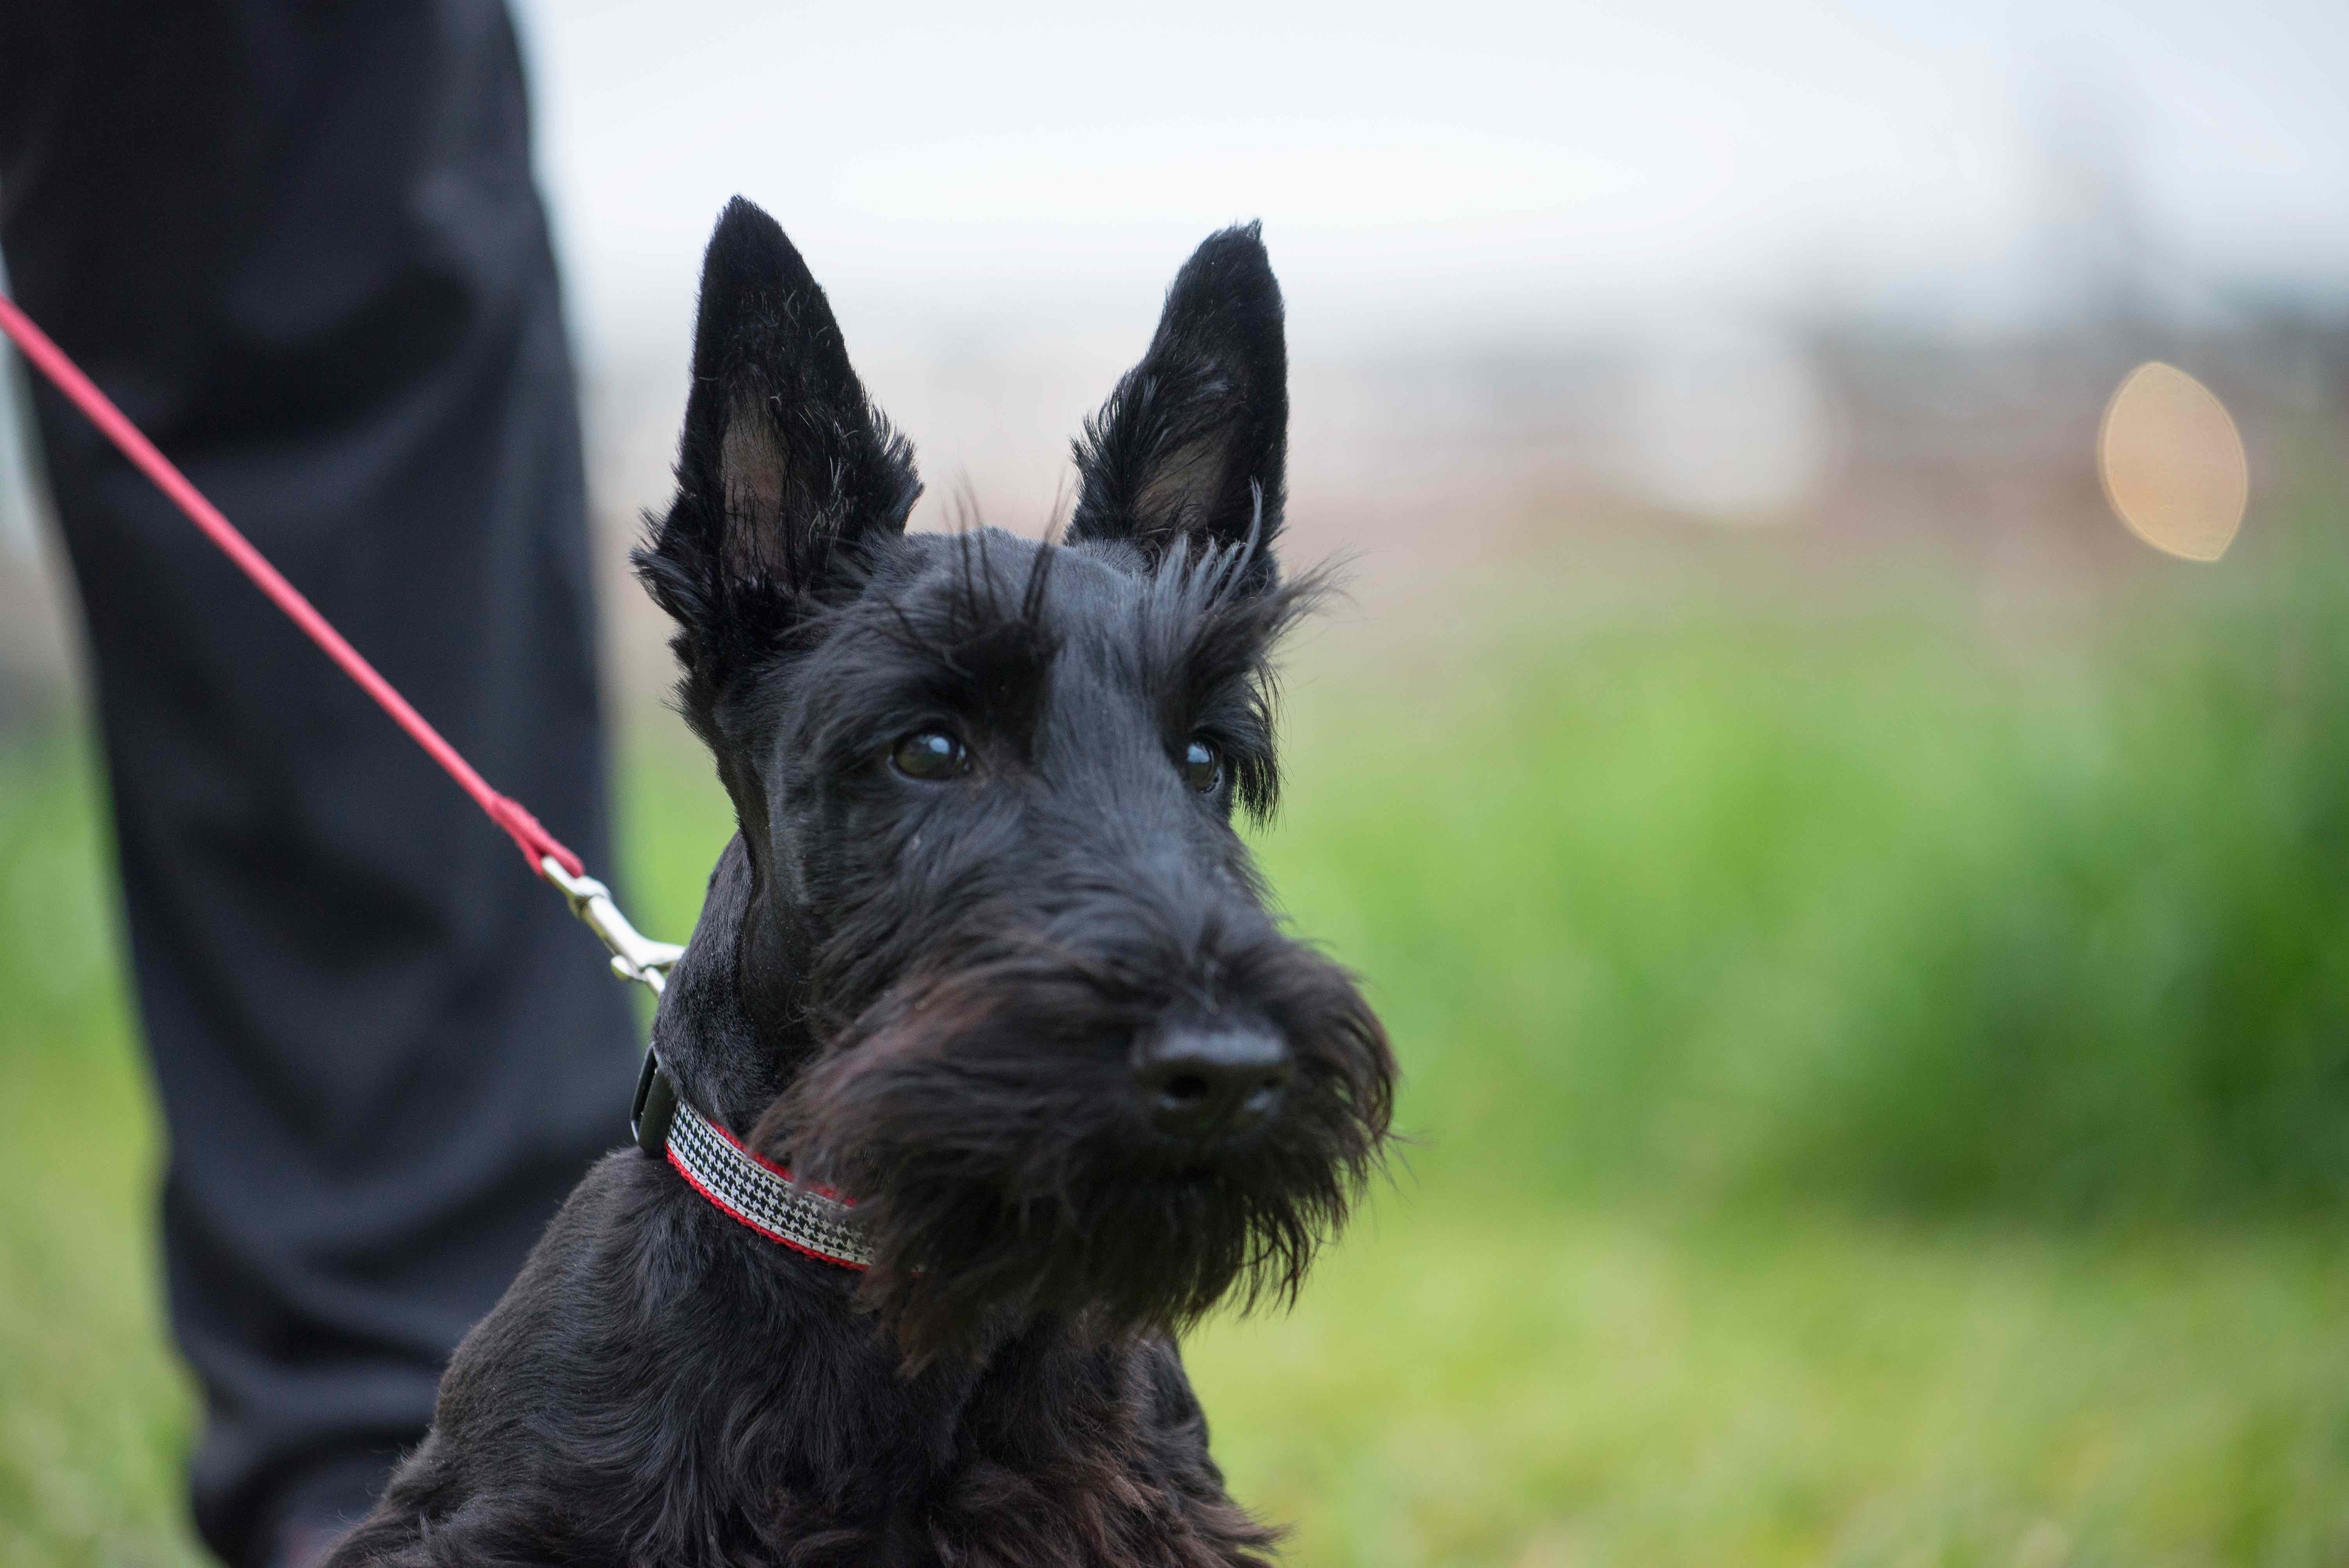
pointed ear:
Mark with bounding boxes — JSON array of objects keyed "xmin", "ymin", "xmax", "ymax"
[
  {"xmin": 1067, "ymin": 223, "xmax": 1286, "ymax": 582},
  {"xmin": 635, "ymin": 197, "xmax": 921, "ymax": 705}
]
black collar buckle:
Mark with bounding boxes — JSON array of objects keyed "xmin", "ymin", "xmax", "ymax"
[{"xmin": 631, "ymin": 1048, "xmax": 681, "ymax": 1156}]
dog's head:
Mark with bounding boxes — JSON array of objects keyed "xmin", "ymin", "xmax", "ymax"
[{"xmin": 636, "ymin": 198, "xmax": 1393, "ymax": 1360}]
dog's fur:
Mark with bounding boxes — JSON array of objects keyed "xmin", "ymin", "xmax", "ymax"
[{"xmin": 324, "ymin": 198, "xmax": 1393, "ymax": 1568}]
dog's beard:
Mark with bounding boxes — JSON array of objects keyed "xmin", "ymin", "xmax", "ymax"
[{"xmin": 752, "ymin": 947, "xmax": 1393, "ymax": 1366}]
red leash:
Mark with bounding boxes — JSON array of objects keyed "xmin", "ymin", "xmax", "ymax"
[
  {"xmin": 0, "ymin": 290, "xmax": 584, "ymax": 878},
  {"xmin": 1, "ymin": 291, "xmax": 682, "ymax": 993},
  {"xmin": 1, "ymin": 294, "xmax": 871, "ymax": 1245}
]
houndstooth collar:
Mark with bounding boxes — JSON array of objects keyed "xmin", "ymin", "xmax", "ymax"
[{"xmin": 631, "ymin": 1052, "xmax": 874, "ymax": 1270}]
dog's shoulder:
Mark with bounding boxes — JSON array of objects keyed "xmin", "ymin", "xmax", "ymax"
[{"xmin": 328, "ymin": 1150, "xmax": 872, "ymax": 1563}]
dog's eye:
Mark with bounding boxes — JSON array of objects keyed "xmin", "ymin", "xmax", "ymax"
[
  {"xmin": 1181, "ymin": 738, "xmax": 1222, "ymax": 794},
  {"xmin": 891, "ymin": 730, "xmax": 969, "ymax": 782}
]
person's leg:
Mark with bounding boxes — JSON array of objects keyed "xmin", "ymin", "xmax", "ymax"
[{"xmin": 0, "ymin": 3, "xmax": 640, "ymax": 1563}]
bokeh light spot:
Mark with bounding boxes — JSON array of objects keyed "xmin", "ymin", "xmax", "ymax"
[{"xmin": 2097, "ymin": 362, "xmax": 2248, "ymax": 563}]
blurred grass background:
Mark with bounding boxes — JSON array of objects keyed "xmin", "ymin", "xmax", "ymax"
[{"xmin": 7, "ymin": 467, "xmax": 2349, "ymax": 1566}]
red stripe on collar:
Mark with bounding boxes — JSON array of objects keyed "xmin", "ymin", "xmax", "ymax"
[{"xmin": 645, "ymin": 1064, "xmax": 873, "ymax": 1271}]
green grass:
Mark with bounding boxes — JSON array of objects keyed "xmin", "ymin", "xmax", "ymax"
[
  {"xmin": 13, "ymin": 1010, "xmax": 2349, "ymax": 1567},
  {"xmin": 8, "ymin": 474, "xmax": 2349, "ymax": 1564},
  {"xmin": 1253, "ymin": 499, "xmax": 2349, "ymax": 1219},
  {"xmin": 0, "ymin": 737, "xmax": 201, "ymax": 1568},
  {"xmin": 1188, "ymin": 1212, "xmax": 2349, "ymax": 1566}
]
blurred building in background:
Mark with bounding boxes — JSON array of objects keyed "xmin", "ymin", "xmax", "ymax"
[
  {"xmin": 4, "ymin": 0, "xmax": 2346, "ymax": 716},
  {"xmin": 0, "ymin": 348, "xmax": 70, "ymax": 730}
]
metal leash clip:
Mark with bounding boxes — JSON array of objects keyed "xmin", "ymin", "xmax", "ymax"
[{"xmin": 539, "ymin": 857, "xmax": 687, "ymax": 997}]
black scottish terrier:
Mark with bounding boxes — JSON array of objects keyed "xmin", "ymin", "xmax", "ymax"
[{"xmin": 326, "ymin": 197, "xmax": 1393, "ymax": 1568}]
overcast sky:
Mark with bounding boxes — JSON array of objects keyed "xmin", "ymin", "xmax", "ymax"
[{"xmin": 513, "ymin": 0, "xmax": 2349, "ymax": 367}]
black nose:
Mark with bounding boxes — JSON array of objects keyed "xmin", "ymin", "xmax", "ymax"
[{"xmin": 1134, "ymin": 1026, "xmax": 1293, "ymax": 1139}]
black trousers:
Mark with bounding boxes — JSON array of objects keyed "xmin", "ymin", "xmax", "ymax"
[{"xmin": 0, "ymin": 4, "xmax": 640, "ymax": 1563}]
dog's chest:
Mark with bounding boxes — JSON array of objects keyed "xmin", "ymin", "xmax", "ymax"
[{"xmin": 763, "ymin": 1340, "xmax": 1269, "ymax": 1568}]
